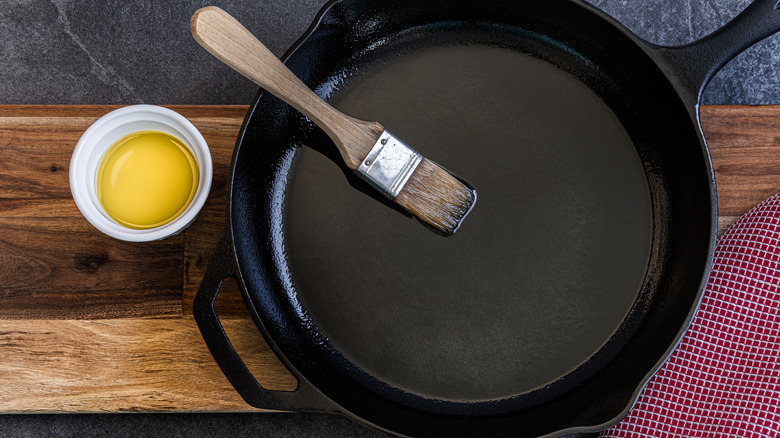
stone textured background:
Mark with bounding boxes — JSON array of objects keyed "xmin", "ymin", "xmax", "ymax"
[
  {"xmin": 1, "ymin": 0, "xmax": 779, "ymax": 106},
  {"xmin": 1, "ymin": 0, "xmax": 779, "ymax": 437}
]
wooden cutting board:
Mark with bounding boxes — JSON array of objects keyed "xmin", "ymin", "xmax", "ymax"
[{"xmin": 0, "ymin": 105, "xmax": 778, "ymax": 413}]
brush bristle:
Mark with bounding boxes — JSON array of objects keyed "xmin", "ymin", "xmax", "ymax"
[{"xmin": 394, "ymin": 158, "xmax": 476, "ymax": 235}]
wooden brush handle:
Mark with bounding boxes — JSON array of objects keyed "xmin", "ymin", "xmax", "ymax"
[{"xmin": 190, "ymin": 6, "xmax": 383, "ymax": 169}]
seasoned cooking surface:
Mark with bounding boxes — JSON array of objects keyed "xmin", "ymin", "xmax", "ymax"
[{"xmin": 285, "ymin": 44, "xmax": 652, "ymax": 400}]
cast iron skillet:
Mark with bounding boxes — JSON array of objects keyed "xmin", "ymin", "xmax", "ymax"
[{"xmin": 194, "ymin": 0, "xmax": 780, "ymax": 436}]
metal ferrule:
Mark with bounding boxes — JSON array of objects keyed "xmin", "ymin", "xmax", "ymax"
[{"xmin": 355, "ymin": 130, "xmax": 423, "ymax": 199}]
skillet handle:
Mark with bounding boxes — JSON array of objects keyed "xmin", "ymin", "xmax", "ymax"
[
  {"xmin": 652, "ymin": 0, "xmax": 780, "ymax": 102},
  {"xmin": 193, "ymin": 230, "xmax": 336, "ymax": 413}
]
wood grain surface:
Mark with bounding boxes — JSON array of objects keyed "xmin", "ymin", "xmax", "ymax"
[{"xmin": 1, "ymin": 105, "xmax": 779, "ymax": 413}]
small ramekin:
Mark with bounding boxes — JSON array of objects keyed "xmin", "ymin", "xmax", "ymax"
[{"xmin": 69, "ymin": 105, "xmax": 213, "ymax": 242}]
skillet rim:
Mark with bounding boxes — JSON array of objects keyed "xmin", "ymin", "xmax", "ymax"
[{"xmin": 220, "ymin": 0, "xmax": 718, "ymax": 435}]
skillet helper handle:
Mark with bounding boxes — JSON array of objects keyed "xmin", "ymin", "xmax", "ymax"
[
  {"xmin": 193, "ymin": 231, "xmax": 335, "ymax": 413},
  {"xmin": 656, "ymin": 0, "xmax": 780, "ymax": 98},
  {"xmin": 190, "ymin": 6, "xmax": 382, "ymax": 170}
]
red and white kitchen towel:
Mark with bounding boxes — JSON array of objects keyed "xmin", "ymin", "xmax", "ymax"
[{"xmin": 602, "ymin": 193, "xmax": 780, "ymax": 437}]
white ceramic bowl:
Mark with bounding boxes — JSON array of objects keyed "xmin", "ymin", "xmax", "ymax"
[{"xmin": 70, "ymin": 105, "xmax": 213, "ymax": 242}]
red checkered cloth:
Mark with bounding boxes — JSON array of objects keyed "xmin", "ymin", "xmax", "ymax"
[{"xmin": 601, "ymin": 193, "xmax": 780, "ymax": 437}]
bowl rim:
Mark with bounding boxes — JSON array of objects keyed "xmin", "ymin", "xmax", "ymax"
[{"xmin": 69, "ymin": 104, "xmax": 213, "ymax": 242}]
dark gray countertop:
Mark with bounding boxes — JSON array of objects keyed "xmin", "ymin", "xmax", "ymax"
[
  {"xmin": 2, "ymin": 0, "xmax": 779, "ymax": 106},
  {"xmin": 1, "ymin": 0, "xmax": 779, "ymax": 437}
]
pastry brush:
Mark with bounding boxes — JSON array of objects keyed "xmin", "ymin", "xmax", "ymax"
[{"xmin": 191, "ymin": 6, "xmax": 477, "ymax": 235}]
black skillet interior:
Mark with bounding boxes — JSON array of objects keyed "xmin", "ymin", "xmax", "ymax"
[{"xmin": 226, "ymin": 0, "xmax": 713, "ymax": 436}]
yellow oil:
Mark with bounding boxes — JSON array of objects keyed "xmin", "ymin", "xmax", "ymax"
[{"xmin": 97, "ymin": 130, "xmax": 199, "ymax": 229}]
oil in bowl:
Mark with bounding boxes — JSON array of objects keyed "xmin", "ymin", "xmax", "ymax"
[{"xmin": 96, "ymin": 130, "xmax": 199, "ymax": 229}]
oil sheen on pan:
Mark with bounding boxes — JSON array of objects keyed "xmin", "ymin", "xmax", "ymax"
[{"xmin": 284, "ymin": 43, "xmax": 652, "ymax": 401}]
